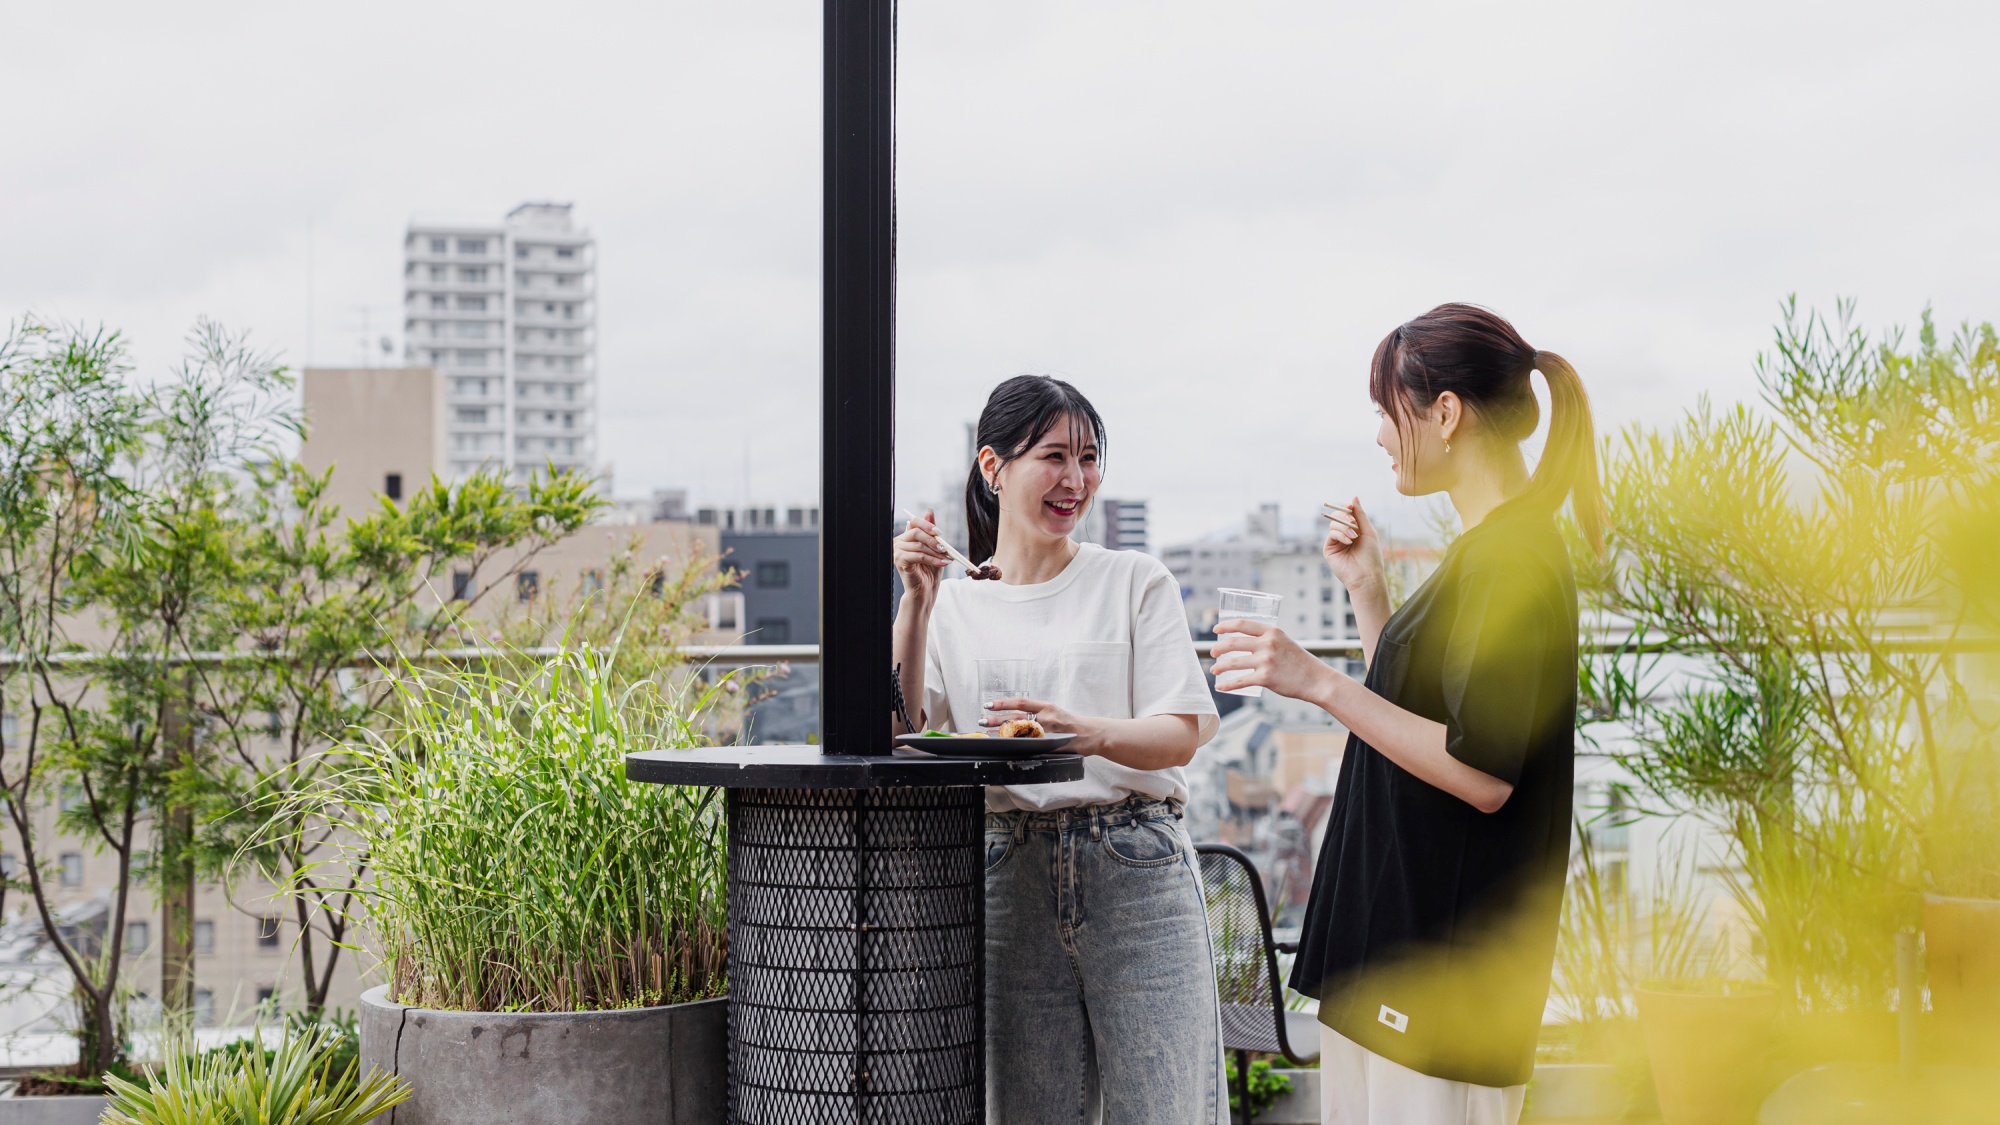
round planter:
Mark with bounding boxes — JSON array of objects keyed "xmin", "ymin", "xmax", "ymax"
[
  {"xmin": 1635, "ymin": 982, "xmax": 1779, "ymax": 1125},
  {"xmin": 1922, "ymin": 892, "xmax": 2000, "ymax": 1062},
  {"xmin": 358, "ymin": 985, "xmax": 726, "ymax": 1125}
]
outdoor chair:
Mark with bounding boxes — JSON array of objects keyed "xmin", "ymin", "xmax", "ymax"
[{"xmin": 1196, "ymin": 842, "xmax": 1321, "ymax": 1123}]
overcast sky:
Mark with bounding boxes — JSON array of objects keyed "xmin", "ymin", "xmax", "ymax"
[{"xmin": 6, "ymin": 1, "xmax": 1996, "ymax": 546}]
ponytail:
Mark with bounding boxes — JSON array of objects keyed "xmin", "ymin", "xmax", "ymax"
[
  {"xmin": 965, "ymin": 461, "xmax": 1000, "ymax": 565},
  {"xmin": 1525, "ymin": 350, "xmax": 1604, "ymax": 553},
  {"xmin": 1369, "ymin": 304, "xmax": 1605, "ymax": 555}
]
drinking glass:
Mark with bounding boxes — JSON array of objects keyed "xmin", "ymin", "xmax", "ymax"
[
  {"xmin": 1215, "ymin": 588, "xmax": 1283, "ymax": 697},
  {"xmin": 977, "ymin": 658, "xmax": 1035, "ymax": 726}
]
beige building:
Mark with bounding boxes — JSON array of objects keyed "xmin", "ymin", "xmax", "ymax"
[
  {"xmin": 300, "ymin": 365, "xmax": 734, "ymax": 635},
  {"xmin": 300, "ymin": 367, "xmax": 449, "ymax": 519}
]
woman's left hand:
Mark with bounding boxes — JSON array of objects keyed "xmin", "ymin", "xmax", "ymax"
[
  {"xmin": 983, "ymin": 697, "xmax": 1102, "ymax": 745},
  {"xmin": 1211, "ymin": 619, "xmax": 1339, "ymax": 705}
]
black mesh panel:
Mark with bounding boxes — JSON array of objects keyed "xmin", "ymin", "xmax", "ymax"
[{"xmin": 727, "ymin": 787, "xmax": 984, "ymax": 1124}]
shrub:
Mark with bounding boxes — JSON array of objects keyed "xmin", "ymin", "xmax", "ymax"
[
  {"xmin": 296, "ymin": 643, "xmax": 730, "ymax": 1013},
  {"xmin": 100, "ymin": 1023, "xmax": 407, "ymax": 1125}
]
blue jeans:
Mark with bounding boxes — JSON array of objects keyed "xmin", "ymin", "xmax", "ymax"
[{"xmin": 985, "ymin": 798, "xmax": 1226, "ymax": 1125}]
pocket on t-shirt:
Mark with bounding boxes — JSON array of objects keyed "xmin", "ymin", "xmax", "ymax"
[
  {"xmin": 1058, "ymin": 641, "xmax": 1132, "ymax": 719},
  {"xmin": 1368, "ymin": 637, "xmax": 1412, "ymax": 701}
]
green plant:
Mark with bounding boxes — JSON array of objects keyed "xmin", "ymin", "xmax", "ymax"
[
  {"xmin": 101, "ymin": 1023, "xmax": 409, "ymax": 1125},
  {"xmin": 286, "ymin": 638, "xmax": 731, "ymax": 1013},
  {"xmin": 1224, "ymin": 1055, "xmax": 1293, "ymax": 1119},
  {"xmin": 1547, "ymin": 818, "xmax": 1719, "ymax": 1077},
  {"xmin": 195, "ymin": 456, "xmax": 604, "ymax": 1013},
  {"xmin": 1587, "ymin": 300, "xmax": 2000, "ymax": 1015}
]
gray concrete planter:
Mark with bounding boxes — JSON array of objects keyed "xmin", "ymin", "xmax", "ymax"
[
  {"xmin": 0, "ymin": 1095, "xmax": 110, "ymax": 1125},
  {"xmin": 359, "ymin": 984, "xmax": 726, "ymax": 1125}
]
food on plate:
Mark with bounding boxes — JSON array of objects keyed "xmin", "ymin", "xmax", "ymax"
[
  {"xmin": 921, "ymin": 729, "xmax": 990, "ymax": 739},
  {"xmin": 997, "ymin": 718, "xmax": 1046, "ymax": 739}
]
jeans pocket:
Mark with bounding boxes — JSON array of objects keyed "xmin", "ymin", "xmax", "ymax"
[
  {"xmin": 984, "ymin": 831, "xmax": 1015, "ymax": 873},
  {"xmin": 1101, "ymin": 818, "xmax": 1185, "ymax": 869}
]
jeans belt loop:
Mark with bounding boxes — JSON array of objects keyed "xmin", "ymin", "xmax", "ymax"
[
  {"xmin": 1013, "ymin": 813, "xmax": 1027, "ymax": 844},
  {"xmin": 1090, "ymin": 805, "xmax": 1102, "ymax": 841}
]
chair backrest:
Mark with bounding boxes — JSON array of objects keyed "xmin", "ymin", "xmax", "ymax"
[{"xmin": 1197, "ymin": 842, "xmax": 1309, "ymax": 1063}]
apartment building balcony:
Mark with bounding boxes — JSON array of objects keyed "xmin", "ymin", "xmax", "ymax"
[
  {"xmin": 513, "ymin": 339, "xmax": 592, "ymax": 358},
  {"xmin": 513, "ymin": 307, "xmax": 595, "ymax": 328}
]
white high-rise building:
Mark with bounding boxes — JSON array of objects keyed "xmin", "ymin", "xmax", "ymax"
[{"xmin": 403, "ymin": 202, "xmax": 596, "ymax": 482}]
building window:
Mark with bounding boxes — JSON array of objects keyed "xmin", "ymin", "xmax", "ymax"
[
  {"xmin": 0, "ymin": 853, "xmax": 15, "ymax": 877},
  {"xmin": 456, "ymin": 322, "xmax": 486, "ymax": 339},
  {"xmin": 428, "ymin": 237, "xmax": 447, "ymax": 253},
  {"xmin": 256, "ymin": 986, "xmax": 277, "ymax": 1010},
  {"xmin": 457, "ymin": 239, "xmax": 486, "ymax": 255},
  {"xmin": 556, "ymin": 246, "xmax": 575, "ymax": 259},
  {"xmin": 707, "ymin": 592, "xmax": 743, "ymax": 631},
  {"xmin": 456, "ymin": 350, "xmax": 487, "ymax": 366},
  {"xmin": 455, "ymin": 407, "xmax": 487, "ymax": 424},
  {"xmin": 429, "ymin": 266, "xmax": 446, "ymax": 282},
  {"xmin": 257, "ymin": 916, "xmax": 282, "ymax": 951},
  {"xmin": 59, "ymin": 852, "xmax": 82, "ymax": 886},
  {"xmin": 459, "ymin": 267, "xmax": 486, "ymax": 283},
  {"xmin": 754, "ymin": 618, "xmax": 792, "ymax": 644},
  {"xmin": 382, "ymin": 473, "xmax": 402, "ymax": 501},
  {"xmin": 562, "ymin": 304, "xmax": 574, "ymax": 319},
  {"xmin": 457, "ymin": 295, "xmax": 486, "ymax": 311},
  {"xmin": 515, "ymin": 244, "xmax": 529, "ymax": 259},
  {"xmin": 580, "ymin": 569, "xmax": 603, "ymax": 597},
  {"xmin": 755, "ymin": 560, "xmax": 790, "ymax": 589},
  {"xmin": 516, "ymin": 571, "xmax": 539, "ymax": 603},
  {"xmin": 451, "ymin": 570, "xmax": 473, "ymax": 601},
  {"xmin": 125, "ymin": 920, "xmax": 149, "ymax": 955},
  {"xmin": 192, "ymin": 988, "xmax": 216, "ymax": 1027},
  {"xmin": 194, "ymin": 919, "xmax": 215, "ymax": 954},
  {"xmin": 429, "ymin": 295, "xmax": 448, "ymax": 309}
]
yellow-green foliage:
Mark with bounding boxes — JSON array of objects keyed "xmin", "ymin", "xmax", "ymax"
[
  {"xmin": 101, "ymin": 1025, "xmax": 409, "ymax": 1125},
  {"xmin": 1588, "ymin": 300, "xmax": 2000, "ymax": 1013}
]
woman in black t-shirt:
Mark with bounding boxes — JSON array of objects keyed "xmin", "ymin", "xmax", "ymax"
[{"xmin": 1211, "ymin": 304, "xmax": 1599, "ymax": 1125}]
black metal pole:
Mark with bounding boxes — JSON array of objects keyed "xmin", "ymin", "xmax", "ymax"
[{"xmin": 820, "ymin": 0, "xmax": 896, "ymax": 756}]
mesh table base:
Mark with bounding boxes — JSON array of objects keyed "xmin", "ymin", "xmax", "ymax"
[{"xmin": 727, "ymin": 786, "xmax": 984, "ymax": 1125}]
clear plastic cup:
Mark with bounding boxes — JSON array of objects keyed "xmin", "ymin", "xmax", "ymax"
[
  {"xmin": 1215, "ymin": 588, "xmax": 1283, "ymax": 697},
  {"xmin": 977, "ymin": 659, "xmax": 1035, "ymax": 726}
]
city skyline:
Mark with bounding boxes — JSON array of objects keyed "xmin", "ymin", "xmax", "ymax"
[{"xmin": 4, "ymin": 1, "xmax": 1996, "ymax": 546}]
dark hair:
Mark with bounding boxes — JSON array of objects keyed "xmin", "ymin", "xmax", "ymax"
[
  {"xmin": 1369, "ymin": 303, "xmax": 1604, "ymax": 550},
  {"xmin": 964, "ymin": 375, "xmax": 1107, "ymax": 563}
]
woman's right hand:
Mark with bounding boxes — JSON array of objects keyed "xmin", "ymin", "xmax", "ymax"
[
  {"xmin": 894, "ymin": 508, "xmax": 952, "ymax": 608},
  {"xmin": 1323, "ymin": 496, "xmax": 1386, "ymax": 595}
]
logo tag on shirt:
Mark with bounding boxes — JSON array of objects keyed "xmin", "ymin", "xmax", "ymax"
[{"xmin": 1377, "ymin": 1005, "xmax": 1409, "ymax": 1033}]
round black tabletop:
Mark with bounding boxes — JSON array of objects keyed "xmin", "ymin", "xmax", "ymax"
[{"xmin": 625, "ymin": 745, "xmax": 1085, "ymax": 789}]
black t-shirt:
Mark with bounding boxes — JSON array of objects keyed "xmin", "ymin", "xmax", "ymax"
[{"xmin": 1288, "ymin": 502, "xmax": 1576, "ymax": 1088}]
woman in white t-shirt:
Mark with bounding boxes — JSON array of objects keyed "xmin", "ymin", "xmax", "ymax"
[{"xmin": 892, "ymin": 375, "xmax": 1225, "ymax": 1125}]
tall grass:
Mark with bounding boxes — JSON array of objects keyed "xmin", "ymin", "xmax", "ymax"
[{"xmin": 299, "ymin": 644, "xmax": 728, "ymax": 1013}]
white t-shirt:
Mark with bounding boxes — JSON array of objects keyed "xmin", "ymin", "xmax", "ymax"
[{"xmin": 922, "ymin": 543, "xmax": 1220, "ymax": 812}]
